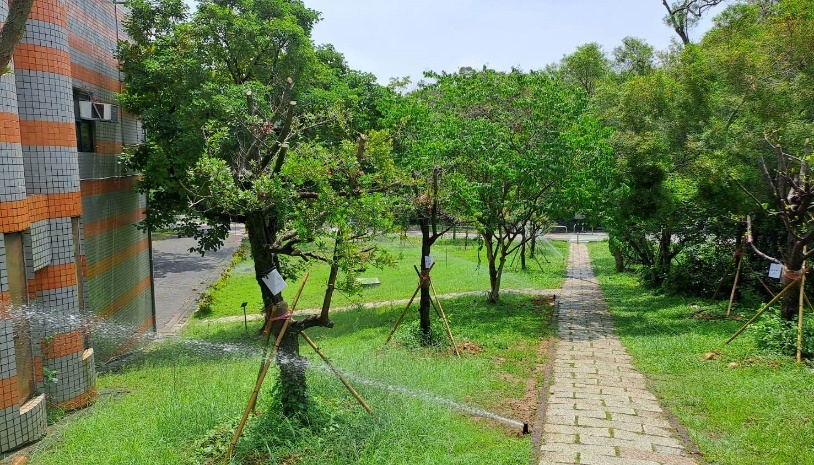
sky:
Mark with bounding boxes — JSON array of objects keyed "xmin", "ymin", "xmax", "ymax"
[{"xmin": 303, "ymin": 0, "xmax": 726, "ymax": 85}]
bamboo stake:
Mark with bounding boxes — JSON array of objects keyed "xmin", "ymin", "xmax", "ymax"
[
  {"xmin": 384, "ymin": 284, "xmax": 421, "ymax": 346},
  {"xmin": 429, "ymin": 279, "xmax": 461, "ymax": 357},
  {"xmin": 229, "ymin": 272, "xmax": 308, "ymax": 459},
  {"xmin": 300, "ymin": 330, "xmax": 373, "ymax": 414},
  {"xmin": 742, "ymin": 259, "xmax": 776, "ymax": 296},
  {"xmin": 253, "ymin": 273, "xmax": 309, "ymax": 404},
  {"xmin": 727, "ymin": 254, "xmax": 743, "ymax": 317},
  {"xmin": 725, "ymin": 278, "xmax": 800, "ymax": 345},
  {"xmin": 384, "ymin": 263, "xmax": 435, "ymax": 346},
  {"xmin": 710, "ymin": 252, "xmax": 737, "ymax": 303},
  {"xmin": 798, "ymin": 250, "xmax": 806, "ymax": 363}
]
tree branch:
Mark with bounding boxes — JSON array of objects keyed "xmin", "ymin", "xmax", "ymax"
[{"xmin": 0, "ymin": 0, "xmax": 35, "ymax": 74}]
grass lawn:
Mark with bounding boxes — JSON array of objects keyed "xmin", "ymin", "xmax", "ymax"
[
  {"xmin": 196, "ymin": 236, "xmax": 568, "ymax": 319},
  {"xmin": 27, "ymin": 240, "xmax": 565, "ymax": 465},
  {"xmin": 588, "ymin": 241, "xmax": 814, "ymax": 465}
]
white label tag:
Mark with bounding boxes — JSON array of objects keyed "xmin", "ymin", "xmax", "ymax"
[
  {"xmin": 768, "ymin": 263, "xmax": 782, "ymax": 279},
  {"xmin": 262, "ymin": 269, "xmax": 288, "ymax": 295},
  {"xmin": 424, "ymin": 255, "xmax": 434, "ymax": 268}
]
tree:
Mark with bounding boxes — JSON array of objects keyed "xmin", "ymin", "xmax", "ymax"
[
  {"xmin": 557, "ymin": 43, "xmax": 611, "ymax": 96},
  {"xmin": 417, "ymin": 69, "xmax": 610, "ymax": 302},
  {"xmin": 612, "ymin": 37, "xmax": 656, "ymax": 78},
  {"xmin": 703, "ymin": 0, "xmax": 814, "ymax": 318},
  {"xmin": 661, "ymin": 0, "xmax": 727, "ymax": 45},
  {"xmin": 387, "ymin": 89, "xmax": 462, "ymax": 343},
  {"xmin": 118, "ymin": 0, "xmax": 397, "ymax": 417},
  {"xmin": 0, "ymin": 0, "xmax": 35, "ymax": 74}
]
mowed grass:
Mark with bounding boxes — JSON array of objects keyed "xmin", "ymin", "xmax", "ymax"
[
  {"xmin": 588, "ymin": 242, "xmax": 814, "ymax": 465},
  {"xmin": 198, "ymin": 236, "xmax": 568, "ymax": 319},
  {"xmin": 28, "ymin": 241, "xmax": 564, "ymax": 465}
]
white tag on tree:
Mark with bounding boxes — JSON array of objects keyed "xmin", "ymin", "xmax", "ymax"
[
  {"xmin": 261, "ymin": 269, "xmax": 288, "ymax": 295},
  {"xmin": 768, "ymin": 263, "xmax": 782, "ymax": 279},
  {"xmin": 424, "ymin": 255, "xmax": 434, "ymax": 268}
]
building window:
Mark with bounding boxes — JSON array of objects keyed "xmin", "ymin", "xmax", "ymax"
[
  {"xmin": 74, "ymin": 89, "xmax": 96, "ymax": 153},
  {"xmin": 76, "ymin": 120, "xmax": 95, "ymax": 152}
]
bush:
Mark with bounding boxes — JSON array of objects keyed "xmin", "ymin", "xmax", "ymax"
[
  {"xmin": 396, "ymin": 319, "xmax": 452, "ymax": 350},
  {"xmin": 749, "ymin": 308, "xmax": 814, "ymax": 358},
  {"xmin": 665, "ymin": 241, "xmax": 733, "ymax": 296}
]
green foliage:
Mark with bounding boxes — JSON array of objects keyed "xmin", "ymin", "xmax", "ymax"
[
  {"xmin": 395, "ymin": 319, "xmax": 451, "ymax": 351},
  {"xmin": 749, "ymin": 308, "xmax": 814, "ymax": 358},
  {"xmin": 662, "ymin": 240, "xmax": 733, "ymax": 296}
]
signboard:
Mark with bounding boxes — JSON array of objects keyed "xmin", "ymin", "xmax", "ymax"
[
  {"xmin": 261, "ymin": 268, "xmax": 288, "ymax": 295},
  {"xmin": 768, "ymin": 263, "xmax": 783, "ymax": 279},
  {"xmin": 424, "ymin": 255, "xmax": 434, "ymax": 268}
]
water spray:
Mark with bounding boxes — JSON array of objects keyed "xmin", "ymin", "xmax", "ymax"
[{"xmin": 331, "ymin": 369, "xmax": 529, "ymax": 434}]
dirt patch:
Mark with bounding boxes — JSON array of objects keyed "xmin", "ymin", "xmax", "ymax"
[
  {"xmin": 530, "ymin": 295, "xmax": 556, "ymax": 314},
  {"xmin": 452, "ymin": 341, "xmax": 483, "ymax": 355}
]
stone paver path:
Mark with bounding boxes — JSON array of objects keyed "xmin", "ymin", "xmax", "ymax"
[{"xmin": 539, "ymin": 243, "xmax": 698, "ymax": 465}]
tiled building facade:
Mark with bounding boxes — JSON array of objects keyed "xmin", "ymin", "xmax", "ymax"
[{"xmin": 0, "ymin": 0, "xmax": 153, "ymax": 452}]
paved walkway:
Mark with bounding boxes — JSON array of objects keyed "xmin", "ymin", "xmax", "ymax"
[
  {"xmin": 152, "ymin": 224, "xmax": 246, "ymax": 337},
  {"xmin": 539, "ymin": 243, "xmax": 698, "ymax": 465}
]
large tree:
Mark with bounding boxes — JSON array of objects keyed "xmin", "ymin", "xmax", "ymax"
[
  {"xmin": 415, "ymin": 68, "xmax": 610, "ymax": 302},
  {"xmin": 118, "ymin": 0, "xmax": 397, "ymax": 416}
]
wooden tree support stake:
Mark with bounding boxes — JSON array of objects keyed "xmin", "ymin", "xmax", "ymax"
[
  {"xmin": 798, "ymin": 249, "xmax": 807, "ymax": 363},
  {"xmin": 383, "ymin": 263, "xmax": 435, "ymax": 346},
  {"xmin": 710, "ymin": 252, "xmax": 737, "ymax": 304},
  {"xmin": 300, "ymin": 330, "xmax": 373, "ymax": 414},
  {"xmin": 429, "ymin": 279, "xmax": 460, "ymax": 357},
  {"xmin": 228, "ymin": 272, "xmax": 309, "ymax": 460},
  {"xmin": 725, "ymin": 278, "xmax": 799, "ymax": 345},
  {"xmin": 727, "ymin": 254, "xmax": 744, "ymax": 317}
]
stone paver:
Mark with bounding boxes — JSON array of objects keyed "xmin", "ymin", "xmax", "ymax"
[{"xmin": 539, "ymin": 243, "xmax": 697, "ymax": 465}]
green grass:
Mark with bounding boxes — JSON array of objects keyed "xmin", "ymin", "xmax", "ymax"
[
  {"xmin": 588, "ymin": 241, "xmax": 814, "ymax": 465},
  {"xmin": 29, "ymin": 274, "xmax": 557, "ymax": 464},
  {"xmin": 197, "ymin": 236, "xmax": 568, "ymax": 319}
]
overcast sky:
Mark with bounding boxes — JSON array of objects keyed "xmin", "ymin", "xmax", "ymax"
[{"xmin": 303, "ymin": 0, "xmax": 726, "ymax": 85}]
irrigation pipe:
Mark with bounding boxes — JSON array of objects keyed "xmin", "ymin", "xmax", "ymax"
[
  {"xmin": 228, "ymin": 272, "xmax": 309, "ymax": 459},
  {"xmin": 300, "ymin": 330, "xmax": 373, "ymax": 414}
]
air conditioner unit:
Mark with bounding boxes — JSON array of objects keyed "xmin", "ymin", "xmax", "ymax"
[
  {"xmin": 78, "ymin": 100, "xmax": 94, "ymax": 119},
  {"xmin": 78, "ymin": 101, "xmax": 119, "ymax": 122}
]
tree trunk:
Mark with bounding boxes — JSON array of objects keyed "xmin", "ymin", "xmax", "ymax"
[
  {"xmin": 484, "ymin": 235, "xmax": 503, "ymax": 303},
  {"xmin": 419, "ymin": 218, "xmax": 432, "ymax": 344},
  {"xmin": 609, "ymin": 239, "xmax": 625, "ymax": 272},
  {"xmin": 0, "ymin": 0, "xmax": 36, "ymax": 74},
  {"xmin": 320, "ymin": 231, "xmax": 342, "ymax": 323},
  {"xmin": 246, "ymin": 213, "xmax": 308, "ymax": 416},
  {"xmin": 529, "ymin": 230, "xmax": 536, "ymax": 259},
  {"xmin": 781, "ymin": 232, "xmax": 806, "ymax": 321},
  {"xmin": 276, "ymin": 328, "xmax": 308, "ymax": 417},
  {"xmin": 653, "ymin": 228, "xmax": 673, "ymax": 287},
  {"xmin": 520, "ymin": 230, "xmax": 527, "ymax": 270}
]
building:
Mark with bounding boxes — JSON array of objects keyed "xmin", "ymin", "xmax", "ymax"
[{"xmin": 0, "ymin": 0, "xmax": 153, "ymax": 452}]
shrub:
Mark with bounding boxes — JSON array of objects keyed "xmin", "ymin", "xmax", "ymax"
[{"xmin": 749, "ymin": 308, "xmax": 814, "ymax": 358}]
